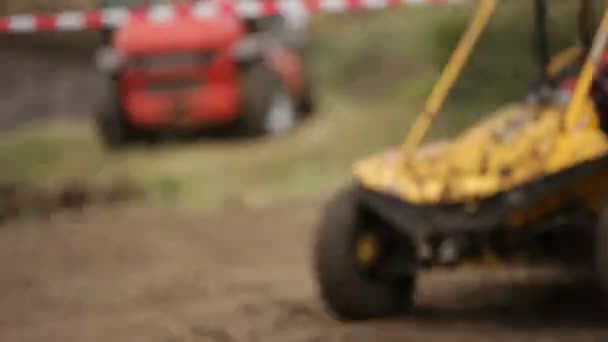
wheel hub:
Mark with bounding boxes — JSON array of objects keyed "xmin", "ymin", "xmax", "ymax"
[{"xmin": 356, "ymin": 233, "xmax": 380, "ymax": 268}]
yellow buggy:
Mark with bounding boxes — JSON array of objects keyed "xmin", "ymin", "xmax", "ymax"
[{"xmin": 314, "ymin": 0, "xmax": 608, "ymax": 321}]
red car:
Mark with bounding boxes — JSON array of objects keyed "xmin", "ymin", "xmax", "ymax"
[{"xmin": 95, "ymin": 0, "xmax": 314, "ymax": 148}]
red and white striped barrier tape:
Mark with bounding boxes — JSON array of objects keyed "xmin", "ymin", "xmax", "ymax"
[{"xmin": 0, "ymin": 0, "xmax": 457, "ymax": 33}]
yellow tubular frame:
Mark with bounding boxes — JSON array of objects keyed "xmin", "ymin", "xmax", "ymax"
[
  {"xmin": 564, "ymin": 5, "xmax": 608, "ymax": 130},
  {"xmin": 547, "ymin": 46, "xmax": 581, "ymax": 77},
  {"xmin": 401, "ymin": 0, "xmax": 497, "ymax": 157}
]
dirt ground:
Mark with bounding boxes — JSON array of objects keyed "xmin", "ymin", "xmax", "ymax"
[{"xmin": 0, "ymin": 200, "xmax": 605, "ymax": 342}]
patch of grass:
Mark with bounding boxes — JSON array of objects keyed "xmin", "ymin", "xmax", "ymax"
[
  {"xmin": 0, "ymin": 121, "xmax": 104, "ymax": 184},
  {"xmin": 0, "ymin": 100, "xmax": 416, "ymax": 211}
]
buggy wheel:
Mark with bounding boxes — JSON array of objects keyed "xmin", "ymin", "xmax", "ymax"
[
  {"xmin": 95, "ymin": 87, "xmax": 138, "ymax": 149},
  {"xmin": 314, "ymin": 186, "xmax": 416, "ymax": 321},
  {"xmin": 240, "ymin": 64, "xmax": 298, "ymax": 136},
  {"xmin": 596, "ymin": 203, "xmax": 608, "ymax": 304}
]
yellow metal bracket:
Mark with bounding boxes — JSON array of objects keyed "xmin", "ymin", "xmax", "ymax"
[
  {"xmin": 563, "ymin": 5, "xmax": 608, "ymax": 130},
  {"xmin": 401, "ymin": 0, "xmax": 497, "ymax": 157}
]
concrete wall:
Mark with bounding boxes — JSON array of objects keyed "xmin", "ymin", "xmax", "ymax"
[{"xmin": 0, "ymin": 34, "xmax": 104, "ymax": 131}]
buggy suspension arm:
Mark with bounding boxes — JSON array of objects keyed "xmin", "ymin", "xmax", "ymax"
[{"xmin": 401, "ymin": 0, "xmax": 497, "ymax": 157}]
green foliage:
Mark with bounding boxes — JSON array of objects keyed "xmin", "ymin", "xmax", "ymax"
[{"xmin": 310, "ymin": 7, "xmax": 446, "ymax": 105}]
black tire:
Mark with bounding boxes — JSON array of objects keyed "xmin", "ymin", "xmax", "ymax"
[
  {"xmin": 95, "ymin": 84, "xmax": 138, "ymax": 149},
  {"xmin": 297, "ymin": 49, "xmax": 315, "ymax": 116},
  {"xmin": 314, "ymin": 186, "xmax": 416, "ymax": 321},
  {"xmin": 239, "ymin": 63, "xmax": 297, "ymax": 136},
  {"xmin": 596, "ymin": 203, "xmax": 608, "ymax": 304},
  {"xmin": 298, "ymin": 77, "xmax": 315, "ymax": 116}
]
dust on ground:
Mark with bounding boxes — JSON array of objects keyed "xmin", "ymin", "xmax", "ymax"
[{"xmin": 0, "ymin": 200, "xmax": 605, "ymax": 342}]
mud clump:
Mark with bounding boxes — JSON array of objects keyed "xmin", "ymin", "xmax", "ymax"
[{"xmin": 0, "ymin": 181, "xmax": 143, "ymax": 226}]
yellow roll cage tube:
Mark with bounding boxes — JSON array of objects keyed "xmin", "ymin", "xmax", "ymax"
[{"xmin": 401, "ymin": 0, "xmax": 496, "ymax": 157}]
